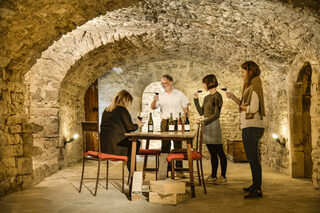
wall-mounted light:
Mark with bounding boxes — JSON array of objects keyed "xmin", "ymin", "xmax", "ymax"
[
  {"xmin": 57, "ymin": 134, "xmax": 79, "ymax": 149},
  {"xmin": 272, "ymin": 133, "xmax": 286, "ymax": 147}
]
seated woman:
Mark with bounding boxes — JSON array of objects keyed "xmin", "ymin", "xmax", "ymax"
[{"xmin": 100, "ymin": 90, "xmax": 144, "ymax": 171}]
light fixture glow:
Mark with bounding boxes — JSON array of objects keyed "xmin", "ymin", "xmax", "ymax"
[
  {"xmin": 73, "ymin": 134, "xmax": 79, "ymax": 139},
  {"xmin": 272, "ymin": 133, "xmax": 279, "ymax": 139},
  {"xmin": 112, "ymin": 67, "xmax": 123, "ymax": 74},
  {"xmin": 57, "ymin": 133, "xmax": 79, "ymax": 149}
]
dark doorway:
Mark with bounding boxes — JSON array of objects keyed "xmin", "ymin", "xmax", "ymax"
[
  {"xmin": 84, "ymin": 80, "xmax": 99, "ymax": 151},
  {"xmin": 298, "ymin": 62, "xmax": 313, "ymax": 178}
]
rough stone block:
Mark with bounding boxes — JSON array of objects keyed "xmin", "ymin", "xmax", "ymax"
[
  {"xmin": 0, "ymin": 56, "xmax": 10, "ymax": 67},
  {"xmin": 16, "ymin": 157, "xmax": 33, "ymax": 175},
  {"xmin": 3, "ymin": 144, "xmax": 23, "ymax": 157},
  {"xmin": 32, "ymin": 146, "xmax": 43, "ymax": 156},
  {"xmin": 312, "ymin": 150, "xmax": 320, "ymax": 158},
  {"xmin": 2, "ymin": 158, "xmax": 16, "ymax": 169},
  {"xmin": 0, "ymin": 117, "xmax": 5, "ymax": 130},
  {"xmin": 22, "ymin": 122, "xmax": 43, "ymax": 133},
  {"xmin": 30, "ymin": 107, "xmax": 59, "ymax": 116},
  {"xmin": 8, "ymin": 125, "xmax": 22, "ymax": 134},
  {"xmin": 7, "ymin": 134, "xmax": 22, "ymax": 145},
  {"xmin": 11, "ymin": 175, "xmax": 23, "ymax": 190},
  {"xmin": 22, "ymin": 175, "xmax": 33, "ymax": 189},
  {"xmin": 7, "ymin": 115, "xmax": 23, "ymax": 125},
  {"xmin": 22, "ymin": 133, "xmax": 34, "ymax": 157}
]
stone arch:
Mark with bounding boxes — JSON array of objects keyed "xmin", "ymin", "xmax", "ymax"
[
  {"xmin": 288, "ymin": 54, "xmax": 319, "ymax": 187},
  {"xmin": 25, "ymin": 10, "xmax": 153, "ymax": 173}
]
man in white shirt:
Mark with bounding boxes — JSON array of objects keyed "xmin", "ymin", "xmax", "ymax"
[{"xmin": 151, "ymin": 75, "xmax": 190, "ymax": 179}]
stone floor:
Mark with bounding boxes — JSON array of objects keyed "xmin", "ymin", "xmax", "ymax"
[{"xmin": 0, "ymin": 158, "xmax": 319, "ymax": 213}]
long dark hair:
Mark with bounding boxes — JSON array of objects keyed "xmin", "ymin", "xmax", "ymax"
[{"xmin": 241, "ymin": 61, "xmax": 261, "ymax": 89}]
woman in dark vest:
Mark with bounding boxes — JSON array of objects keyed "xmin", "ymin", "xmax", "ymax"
[
  {"xmin": 100, "ymin": 90, "xmax": 144, "ymax": 171},
  {"xmin": 226, "ymin": 61, "xmax": 265, "ymax": 199}
]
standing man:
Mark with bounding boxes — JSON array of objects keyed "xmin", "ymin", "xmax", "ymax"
[{"xmin": 151, "ymin": 75, "xmax": 190, "ymax": 179}]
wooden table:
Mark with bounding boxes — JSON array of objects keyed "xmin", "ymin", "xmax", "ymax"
[{"xmin": 125, "ymin": 131, "xmax": 196, "ymax": 198}]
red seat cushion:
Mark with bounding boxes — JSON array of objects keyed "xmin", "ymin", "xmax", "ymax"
[
  {"xmin": 83, "ymin": 151, "xmax": 128, "ymax": 162},
  {"xmin": 167, "ymin": 151, "xmax": 203, "ymax": 162},
  {"xmin": 83, "ymin": 151, "xmax": 99, "ymax": 157},
  {"xmin": 99, "ymin": 153, "xmax": 128, "ymax": 162},
  {"xmin": 138, "ymin": 149, "xmax": 161, "ymax": 155}
]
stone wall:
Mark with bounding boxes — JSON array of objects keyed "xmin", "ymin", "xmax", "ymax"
[
  {"xmin": 1, "ymin": 0, "xmax": 320, "ymax": 195},
  {"xmin": 0, "ymin": 0, "xmax": 140, "ymax": 195}
]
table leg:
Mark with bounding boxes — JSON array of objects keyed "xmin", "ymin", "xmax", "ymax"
[
  {"xmin": 187, "ymin": 139, "xmax": 195, "ymax": 197},
  {"xmin": 142, "ymin": 139, "xmax": 150, "ymax": 179},
  {"xmin": 129, "ymin": 138, "xmax": 137, "ymax": 197}
]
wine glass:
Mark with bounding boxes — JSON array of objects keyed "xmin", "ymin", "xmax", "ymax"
[{"xmin": 137, "ymin": 112, "xmax": 143, "ymax": 121}]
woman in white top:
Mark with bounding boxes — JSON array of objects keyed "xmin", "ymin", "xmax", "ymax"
[{"xmin": 226, "ymin": 61, "xmax": 265, "ymax": 199}]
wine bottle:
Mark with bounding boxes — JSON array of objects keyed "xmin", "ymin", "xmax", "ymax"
[
  {"xmin": 169, "ymin": 113, "xmax": 175, "ymax": 132},
  {"xmin": 184, "ymin": 112, "xmax": 190, "ymax": 132},
  {"xmin": 148, "ymin": 112, "xmax": 154, "ymax": 132},
  {"xmin": 177, "ymin": 112, "xmax": 183, "ymax": 132}
]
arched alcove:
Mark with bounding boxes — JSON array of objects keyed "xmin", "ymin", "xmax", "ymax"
[
  {"xmin": 288, "ymin": 56, "xmax": 319, "ymax": 188},
  {"xmin": 289, "ymin": 62, "xmax": 313, "ymax": 178},
  {"xmin": 140, "ymin": 82, "xmax": 163, "ymax": 149}
]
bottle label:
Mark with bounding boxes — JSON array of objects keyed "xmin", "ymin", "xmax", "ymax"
[
  {"xmin": 178, "ymin": 125, "xmax": 182, "ymax": 131},
  {"xmin": 185, "ymin": 125, "xmax": 190, "ymax": 131},
  {"xmin": 148, "ymin": 125, "xmax": 153, "ymax": 132},
  {"xmin": 169, "ymin": 125, "xmax": 175, "ymax": 131}
]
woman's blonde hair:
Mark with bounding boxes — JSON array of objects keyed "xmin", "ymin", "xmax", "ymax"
[{"xmin": 105, "ymin": 90, "xmax": 133, "ymax": 112}]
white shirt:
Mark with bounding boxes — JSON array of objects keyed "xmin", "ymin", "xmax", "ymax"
[
  {"xmin": 155, "ymin": 88, "xmax": 190, "ymax": 119},
  {"xmin": 240, "ymin": 91, "xmax": 264, "ymax": 129}
]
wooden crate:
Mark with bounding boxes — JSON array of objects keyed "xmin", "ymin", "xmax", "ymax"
[
  {"xmin": 150, "ymin": 180, "xmax": 185, "ymax": 195},
  {"xmin": 226, "ymin": 140, "xmax": 247, "ymax": 162},
  {"xmin": 149, "ymin": 192, "xmax": 185, "ymax": 205}
]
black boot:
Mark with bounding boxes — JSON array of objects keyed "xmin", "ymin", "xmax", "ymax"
[
  {"xmin": 243, "ymin": 185, "xmax": 253, "ymax": 192},
  {"xmin": 244, "ymin": 189, "xmax": 263, "ymax": 199}
]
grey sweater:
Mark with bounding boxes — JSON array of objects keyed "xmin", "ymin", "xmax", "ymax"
[{"xmin": 194, "ymin": 92, "xmax": 223, "ymax": 125}]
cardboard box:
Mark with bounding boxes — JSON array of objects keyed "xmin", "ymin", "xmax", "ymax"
[
  {"xmin": 150, "ymin": 180, "xmax": 185, "ymax": 195},
  {"xmin": 131, "ymin": 171, "xmax": 143, "ymax": 201},
  {"xmin": 149, "ymin": 192, "xmax": 185, "ymax": 205}
]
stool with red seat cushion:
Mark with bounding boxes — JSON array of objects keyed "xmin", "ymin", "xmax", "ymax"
[
  {"xmin": 167, "ymin": 123, "xmax": 207, "ymax": 193},
  {"xmin": 79, "ymin": 121, "xmax": 128, "ymax": 196}
]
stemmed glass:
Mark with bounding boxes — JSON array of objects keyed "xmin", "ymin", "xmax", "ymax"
[{"xmin": 137, "ymin": 112, "xmax": 143, "ymax": 121}]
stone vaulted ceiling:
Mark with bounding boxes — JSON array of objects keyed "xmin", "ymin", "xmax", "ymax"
[{"xmin": 0, "ymin": 0, "xmax": 320, "ymax": 194}]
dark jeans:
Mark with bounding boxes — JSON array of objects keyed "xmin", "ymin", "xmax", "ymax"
[
  {"xmin": 206, "ymin": 144, "xmax": 227, "ymax": 178},
  {"xmin": 126, "ymin": 139, "xmax": 141, "ymax": 172},
  {"xmin": 242, "ymin": 127, "xmax": 264, "ymax": 190},
  {"xmin": 160, "ymin": 119, "xmax": 183, "ymax": 169}
]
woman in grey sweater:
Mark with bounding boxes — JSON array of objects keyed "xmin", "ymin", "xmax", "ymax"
[{"xmin": 194, "ymin": 74, "xmax": 227, "ymax": 185}]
